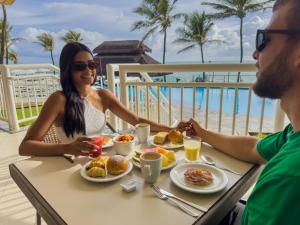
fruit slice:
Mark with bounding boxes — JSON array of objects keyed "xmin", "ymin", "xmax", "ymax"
[{"xmin": 165, "ymin": 151, "xmax": 176, "ymax": 161}]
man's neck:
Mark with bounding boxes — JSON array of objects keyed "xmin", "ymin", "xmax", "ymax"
[{"xmin": 281, "ymin": 88, "xmax": 300, "ymax": 132}]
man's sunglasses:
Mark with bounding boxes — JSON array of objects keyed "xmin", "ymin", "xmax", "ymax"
[
  {"xmin": 256, "ymin": 29, "xmax": 300, "ymax": 52},
  {"xmin": 72, "ymin": 60, "xmax": 100, "ymax": 71}
]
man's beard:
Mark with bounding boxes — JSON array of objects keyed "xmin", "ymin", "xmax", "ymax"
[{"xmin": 253, "ymin": 49, "xmax": 294, "ymax": 99}]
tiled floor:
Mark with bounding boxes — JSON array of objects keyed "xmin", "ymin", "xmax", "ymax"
[{"xmin": 0, "ymin": 130, "xmax": 47, "ymax": 225}]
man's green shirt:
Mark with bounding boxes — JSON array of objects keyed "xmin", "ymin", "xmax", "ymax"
[{"xmin": 242, "ymin": 124, "xmax": 300, "ymax": 225}]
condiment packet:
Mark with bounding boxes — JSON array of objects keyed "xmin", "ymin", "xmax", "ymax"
[{"xmin": 120, "ymin": 180, "xmax": 137, "ymax": 192}]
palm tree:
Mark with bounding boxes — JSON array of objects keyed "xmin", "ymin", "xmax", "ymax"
[
  {"xmin": 132, "ymin": 0, "xmax": 184, "ymax": 81},
  {"xmin": 34, "ymin": 32, "xmax": 55, "ymax": 65},
  {"xmin": 8, "ymin": 49, "xmax": 17, "ymax": 64},
  {"xmin": 0, "ymin": 20, "xmax": 25, "ymax": 64},
  {"xmin": 174, "ymin": 12, "xmax": 223, "ymax": 82},
  {"xmin": 0, "ymin": 0, "xmax": 16, "ymax": 64},
  {"xmin": 174, "ymin": 12, "xmax": 223, "ymax": 64},
  {"xmin": 60, "ymin": 30, "xmax": 83, "ymax": 43},
  {"xmin": 202, "ymin": 0, "xmax": 275, "ymax": 82}
]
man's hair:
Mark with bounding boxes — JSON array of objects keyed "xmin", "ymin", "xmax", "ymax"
[{"xmin": 273, "ymin": 0, "xmax": 300, "ymax": 30}]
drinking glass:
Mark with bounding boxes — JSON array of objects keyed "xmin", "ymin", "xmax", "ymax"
[
  {"xmin": 89, "ymin": 136, "xmax": 103, "ymax": 158},
  {"xmin": 184, "ymin": 139, "xmax": 201, "ymax": 162}
]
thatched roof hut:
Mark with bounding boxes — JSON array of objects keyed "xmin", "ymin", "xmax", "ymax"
[{"xmin": 93, "ymin": 40, "xmax": 170, "ymax": 78}]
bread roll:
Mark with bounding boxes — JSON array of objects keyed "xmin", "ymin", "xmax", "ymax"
[
  {"xmin": 168, "ymin": 130, "xmax": 183, "ymax": 144},
  {"xmin": 107, "ymin": 155, "xmax": 129, "ymax": 175}
]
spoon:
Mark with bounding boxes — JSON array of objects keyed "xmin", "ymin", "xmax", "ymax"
[{"xmin": 201, "ymin": 155, "xmax": 242, "ymax": 175}]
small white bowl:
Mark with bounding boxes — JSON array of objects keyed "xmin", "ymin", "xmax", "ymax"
[{"xmin": 113, "ymin": 135, "xmax": 136, "ymax": 156}]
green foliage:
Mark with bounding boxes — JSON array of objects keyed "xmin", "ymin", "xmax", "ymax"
[
  {"xmin": 132, "ymin": 0, "xmax": 184, "ymax": 65},
  {"xmin": 34, "ymin": 32, "xmax": 55, "ymax": 65},
  {"xmin": 202, "ymin": 0, "xmax": 275, "ymax": 81},
  {"xmin": 60, "ymin": 30, "xmax": 83, "ymax": 43},
  {"xmin": 174, "ymin": 11, "xmax": 223, "ymax": 63},
  {"xmin": 16, "ymin": 106, "xmax": 42, "ymax": 127}
]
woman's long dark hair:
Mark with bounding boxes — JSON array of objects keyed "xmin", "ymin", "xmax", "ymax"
[{"xmin": 59, "ymin": 42, "xmax": 95, "ymax": 137}]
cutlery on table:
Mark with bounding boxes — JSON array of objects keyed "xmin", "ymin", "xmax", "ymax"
[
  {"xmin": 152, "ymin": 185, "xmax": 208, "ymax": 212},
  {"xmin": 150, "ymin": 185, "xmax": 199, "ymax": 218},
  {"xmin": 201, "ymin": 155, "xmax": 242, "ymax": 175}
]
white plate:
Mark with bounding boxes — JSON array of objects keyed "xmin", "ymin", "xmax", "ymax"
[
  {"xmin": 131, "ymin": 159, "xmax": 177, "ymax": 171},
  {"xmin": 170, "ymin": 163, "xmax": 228, "ymax": 194},
  {"xmin": 80, "ymin": 161, "xmax": 133, "ymax": 182},
  {"xmin": 148, "ymin": 136, "xmax": 184, "ymax": 149}
]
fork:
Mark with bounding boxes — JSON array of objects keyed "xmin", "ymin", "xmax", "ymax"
[
  {"xmin": 150, "ymin": 185, "xmax": 199, "ymax": 217},
  {"xmin": 152, "ymin": 184, "xmax": 208, "ymax": 212}
]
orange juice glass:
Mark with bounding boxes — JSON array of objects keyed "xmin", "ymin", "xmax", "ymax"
[{"xmin": 184, "ymin": 139, "xmax": 201, "ymax": 162}]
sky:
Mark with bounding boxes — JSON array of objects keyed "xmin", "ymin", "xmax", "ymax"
[{"xmin": 7, "ymin": 0, "xmax": 273, "ymax": 65}]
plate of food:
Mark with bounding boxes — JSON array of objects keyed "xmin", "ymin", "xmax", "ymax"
[
  {"xmin": 132, "ymin": 147, "xmax": 177, "ymax": 170},
  {"xmin": 148, "ymin": 130, "xmax": 184, "ymax": 149},
  {"xmin": 80, "ymin": 155, "xmax": 133, "ymax": 182},
  {"xmin": 170, "ymin": 163, "xmax": 228, "ymax": 194}
]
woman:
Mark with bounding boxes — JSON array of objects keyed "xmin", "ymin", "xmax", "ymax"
[{"xmin": 19, "ymin": 42, "xmax": 171, "ymax": 156}]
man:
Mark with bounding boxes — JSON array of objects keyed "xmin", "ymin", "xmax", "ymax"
[{"xmin": 182, "ymin": 0, "xmax": 300, "ymax": 224}]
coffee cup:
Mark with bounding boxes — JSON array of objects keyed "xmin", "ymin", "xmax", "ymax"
[
  {"xmin": 140, "ymin": 152, "xmax": 162, "ymax": 184},
  {"xmin": 135, "ymin": 123, "xmax": 150, "ymax": 144}
]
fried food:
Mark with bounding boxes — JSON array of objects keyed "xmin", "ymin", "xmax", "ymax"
[{"xmin": 184, "ymin": 168, "xmax": 213, "ymax": 186}]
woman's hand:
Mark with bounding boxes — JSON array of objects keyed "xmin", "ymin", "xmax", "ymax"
[
  {"xmin": 65, "ymin": 137, "xmax": 99, "ymax": 156},
  {"xmin": 189, "ymin": 118, "xmax": 205, "ymax": 138}
]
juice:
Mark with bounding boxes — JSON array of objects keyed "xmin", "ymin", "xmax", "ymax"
[
  {"xmin": 184, "ymin": 140, "xmax": 201, "ymax": 162},
  {"xmin": 89, "ymin": 137, "xmax": 103, "ymax": 158}
]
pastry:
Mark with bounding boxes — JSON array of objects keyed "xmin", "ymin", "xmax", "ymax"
[
  {"xmin": 184, "ymin": 168, "xmax": 213, "ymax": 186},
  {"xmin": 87, "ymin": 167, "xmax": 105, "ymax": 177},
  {"xmin": 168, "ymin": 130, "xmax": 183, "ymax": 144},
  {"xmin": 107, "ymin": 155, "xmax": 129, "ymax": 175},
  {"xmin": 153, "ymin": 132, "xmax": 169, "ymax": 144}
]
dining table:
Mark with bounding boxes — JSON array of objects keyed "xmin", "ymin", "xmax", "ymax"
[{"xmin": 9, "ymin": 135, "xmax": 261, "ymax": 225}]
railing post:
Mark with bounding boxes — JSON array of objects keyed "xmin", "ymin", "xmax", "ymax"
[
  {"xmin": 119, "ymin": 67, "xmax": 129, "ymax": 130},
  {"xmin": 106, "ymin": 64, "xmax": 118, "ymax": 131},
  {"xmin": 1, "ymin": 65, "xmax": 19, "ymax": 132},
  {"xmin": 274, "ymin": 100, "xmax": 285, "ymax": 132}
]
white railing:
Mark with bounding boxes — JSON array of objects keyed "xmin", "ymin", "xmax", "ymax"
[
  {"xmin": 106, "ymin": 64, "xmax": 176, "ymax": 131},
  {"xmin": 0, "ymin": 63, "xmax": 286, "ymax": 134},
  {"xmin": 107, "ymin": 63, "xmax": 285, "ymax": 135},
  {"xmin": 0, "ymin": 64, "xmax": 60, "ymax": 132}
]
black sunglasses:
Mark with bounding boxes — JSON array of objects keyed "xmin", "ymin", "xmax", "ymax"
[
  {"xmin": 256, "ymin": 29, "xmax": 300, "ymax": 52},
  {"xmin": 72, "ymin": 60, "xmax": 100, "ymax": 71}
]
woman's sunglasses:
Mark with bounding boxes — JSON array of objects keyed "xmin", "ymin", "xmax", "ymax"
[
  {"xmin": 256, "ymin": 29, "xmax": 300, "ymax": 52},
  {"xmin": 72, "ymin": 60, "xmax": 100, "ymax": 71}
]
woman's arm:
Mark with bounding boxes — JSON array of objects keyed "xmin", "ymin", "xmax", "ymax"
[
  {"xmin": 101, "ymin": 90, "xmax": 172, "ymax": 132},
  {"xmin": 19, "ymin": 92, "xmax": 97, "ymax": 156}
]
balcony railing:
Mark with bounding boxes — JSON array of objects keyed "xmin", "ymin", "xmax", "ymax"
[{"xmin": 0, "ymin": 63, "xmax": 285, "ymax": 134}]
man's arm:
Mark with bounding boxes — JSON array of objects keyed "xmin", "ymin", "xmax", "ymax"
[{"xmin": 190, "ymin": 119, "xmax": 267, "ymax": 164}]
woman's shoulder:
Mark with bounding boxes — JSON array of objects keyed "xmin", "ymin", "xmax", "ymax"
[
  {"xmin": 97, "ymin": 89, "xmax": 114, "ymax": 98},
  {"xmin": 47, "ymin": 91, "xmax": 66, "ymax": 105}
]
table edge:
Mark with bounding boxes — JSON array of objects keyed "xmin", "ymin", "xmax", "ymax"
[{"xmin": 9, "ymin": 163, "xmax": 67, "ymax": 225}]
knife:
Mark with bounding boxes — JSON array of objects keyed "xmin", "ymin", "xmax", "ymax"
[{"xmin": 159, "ymin": 188, "xmax": 208, "ymax": 212}]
